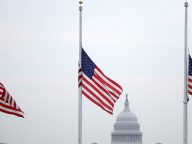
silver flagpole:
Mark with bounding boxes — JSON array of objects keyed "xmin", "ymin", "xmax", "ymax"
[
  {"xmin": 78, "ymin": 1, "xmax": 83, "ymax": 144},
  {"xmin": 183, "ymin": 2, "xmax": 189, "ymax": 144}
]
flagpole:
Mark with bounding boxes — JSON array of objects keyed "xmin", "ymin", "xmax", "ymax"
[
  {"xmin": 183, "ymin": 2, "xmax": 189, "ymax": 144},
  {"xmin": 78, "ymin": 1, "xmax": 83, "ymax": 144}
]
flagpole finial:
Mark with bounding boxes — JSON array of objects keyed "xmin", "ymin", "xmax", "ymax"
[
  {"xmin": 184, "ymin": 1, "xmax": 188, "ymax": 7},
  {"xmin": 79, "ymin": 0, "xmax": 83, "ymax": 5},
  {"xmin": 79, "ymin": 0, "xmax": 83, "ymax": 11}
]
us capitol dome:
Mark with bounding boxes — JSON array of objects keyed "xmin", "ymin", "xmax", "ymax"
[{"xmin": 111, "ymin": 94, "xmax": 142, "ymax": 144}]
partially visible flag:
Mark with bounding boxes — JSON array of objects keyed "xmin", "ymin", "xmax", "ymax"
[
  {"xmin": 0, "ymin": 83, "xmax": 24, "ymax": 118},
  {"xmin": 78, "ymin": 48, "xmax": 123, "ymax": 114},
  {"xmin": 188, "ymin": 54, "xmax": 192, "ymax": 95}
]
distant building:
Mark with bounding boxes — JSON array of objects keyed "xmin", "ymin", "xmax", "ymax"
[{"xmin": 111, "ymin": 95, "xmax": 142, "ymax": 144}]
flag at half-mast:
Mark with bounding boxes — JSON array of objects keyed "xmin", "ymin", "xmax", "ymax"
[
  {"xmin": 78, "ymin": 48, "xmax": 123, "ymax": 114},
  {"xmin": 0, "ymin": 82, "xmax": 24, "ymax": 118},
  {"xmin": 188, "ymin": 54, "xmax": 192, "ymax": 95}
]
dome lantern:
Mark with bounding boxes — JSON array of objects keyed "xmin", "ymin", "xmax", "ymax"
[{"xmin": 124, "ymin": 94, "xmax": 129, "ymax": 111}]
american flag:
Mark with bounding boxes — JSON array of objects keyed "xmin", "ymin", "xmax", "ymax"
[
  {"xmin": 78, "ymin": 48, "xmax": 123, "ymax": 114},
  {"xmin": 0, "ymin": 83, "xmax": 24, "ymax": 118},
  {"xmin": 188, "ymin": 55, "xmax": 192, "ymax": 95},
  {"xmin": 188, "ymin": 54, "xmax": 192, "ymax": 95}
]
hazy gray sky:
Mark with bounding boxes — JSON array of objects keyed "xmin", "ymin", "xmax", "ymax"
[{"xmin": 0, "ymin": 0, "xmax": 192, "ymax": 144}]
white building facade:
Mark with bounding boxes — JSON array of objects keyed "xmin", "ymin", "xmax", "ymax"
[{"xmin": 111, "ymin": 95, "xmax": 142, "ymax": 144}]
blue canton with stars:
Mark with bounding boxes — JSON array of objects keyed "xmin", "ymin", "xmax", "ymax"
[
  {"xmin": 189, "ymin": 54, "xmax": 192, "ymax": 76},
  {"xmin": 81, "ymin": 48, "xmax": 96, "ymax": 79}
]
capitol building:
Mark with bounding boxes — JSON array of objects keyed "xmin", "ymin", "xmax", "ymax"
[{"xmin": 111, "ymin": 94, "xmax": 142, "ymax": 144}]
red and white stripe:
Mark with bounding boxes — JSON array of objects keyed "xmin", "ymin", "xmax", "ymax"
[
  {"xmin": 78, "ymin": 66, "xmax": 123, "ymax": 114},
  {"xmin": 188, "ymin": 75, "xmax": 192, "ymax": 95},
  {"xmin": 0, "ymin": 83, "xmax": 24, "ymax": 118},
  {"xmin": 78, "ymin": 67, "xmax": 83, "ymax": 88}
]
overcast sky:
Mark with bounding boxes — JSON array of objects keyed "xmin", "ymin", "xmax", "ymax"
[{"xmin": 0, "ymin": 0, "xmax": 192, "ymax": 144}]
